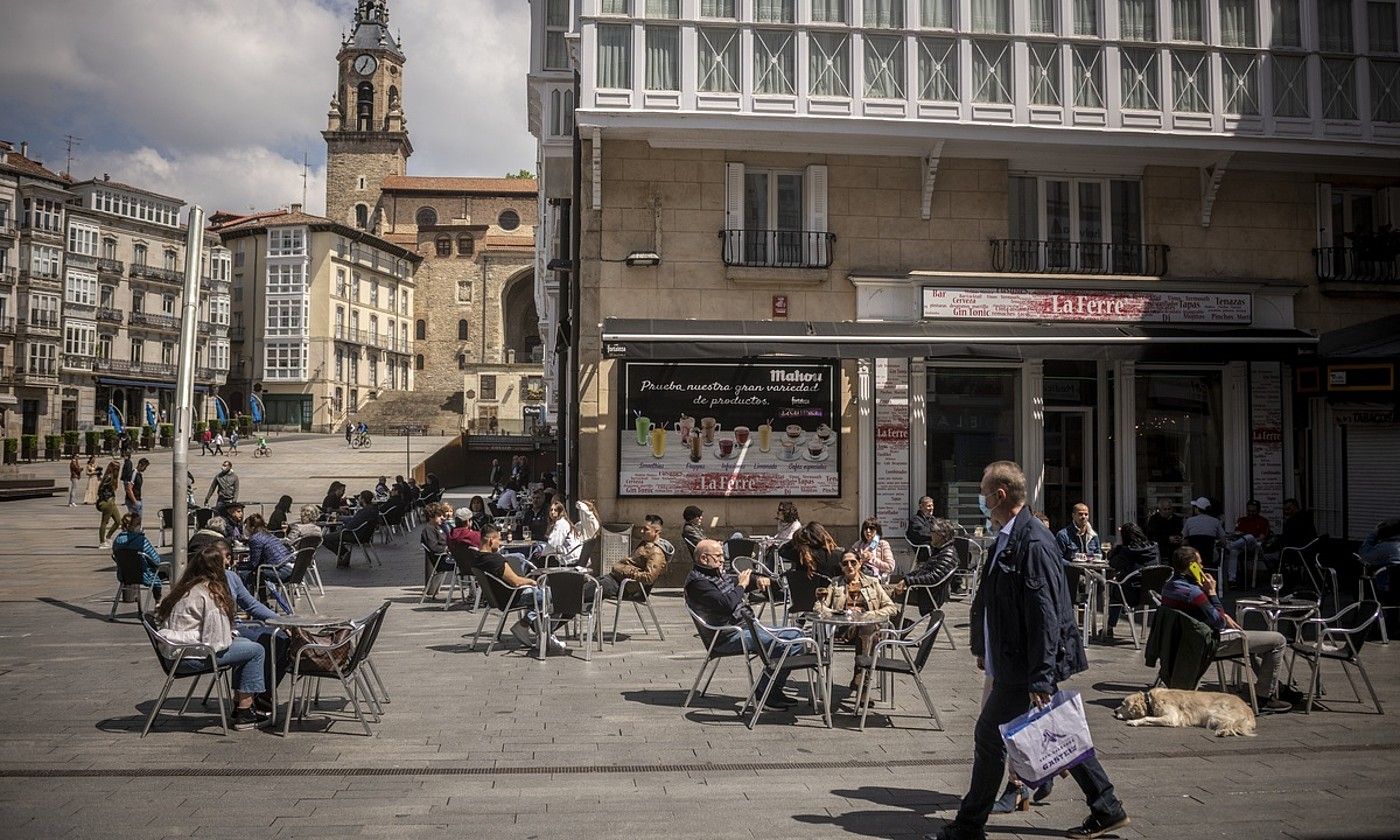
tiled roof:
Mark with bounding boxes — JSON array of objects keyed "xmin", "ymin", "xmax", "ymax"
[
  {"xmin": 0, "ymin": 150, "xmax": 68, "ymax": 185},
  {"xmin": 213, "ymin": 209, "xmax": 332, "ymax": 233},
  {"xmin": 380, "ymin": 175, "xmax": 537, "ymax": 194}
]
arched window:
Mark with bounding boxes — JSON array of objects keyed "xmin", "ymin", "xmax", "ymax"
[
  {"xmin": 457, "ymin": 319, "xmax": 469, "ymax": 341},
  {"xmin": 550, "ymin": 89, "xmax": 561, "ymax": 136},
  {"xmin": 355, "ymin": 203, "xmax": 369, "ymax": 229},
  {"xmin": 457, "ymin": 235, "xmax": 474, "ymax": 256},
  {"xmin": 415, "ymin": 206, "xmax": 437, "ymax": 227},
  {"xmin": 562, "ymin": 89, "xmax": 575, "ymax": 134},
  {"xmin": 388, "ymin": 85, "xmax": 400, "ymax": 109},
  {"xmin": 415, "ymin": 319, "xmax": 426, "ymax": 340},
  {"xmin": 497, "ymin": 209, "xmax": 521, "ymax": 231},
  {"xmin": 415, "ymin": 354, "xmax": 425, "ymax": 371},
  {"xmin": 458, "ymin": 354, "xmax": 467, "ymax": 370},
  {"xmin": 357, "ymin": 81, "xmax": 375, "ymax": 131},
  {"xmin": 435, "ymin": 236, "xmax": 452, "ymax": 257}
]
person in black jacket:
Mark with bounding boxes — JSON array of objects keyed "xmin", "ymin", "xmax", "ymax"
[
  {"xmin": 891, "ymin": 515, "xmax": 959, "ymax": 614},
  {"xmin": 1101, "ymin": 522, "xmax": 1160, "ymax": 641},
  {"xmin": 324, "ymin": 491, "xmax": 378, "ymax": 567},
  {"xmin": 934, "ymin": 460, "xmax": 1128, "ymax": 840},
  {"xmin": 905, "ymin": 496, "xmax": 937, "ymax": 547}
]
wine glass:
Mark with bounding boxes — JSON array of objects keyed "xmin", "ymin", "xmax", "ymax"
[{"xmin": 1270, "ymin": 573, "xmax": 1284, "ymax": 602}]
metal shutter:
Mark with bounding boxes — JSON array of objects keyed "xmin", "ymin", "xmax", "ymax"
[{"xmin": 1346, "ymin": 425, "xmax": 1400, "ymax": 540}]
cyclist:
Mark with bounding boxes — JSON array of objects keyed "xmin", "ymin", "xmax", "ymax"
[{"xmin": 254, "ymin": 436, "xmax": 270, "ymax": 458}]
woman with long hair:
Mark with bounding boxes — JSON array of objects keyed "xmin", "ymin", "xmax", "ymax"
[
  {"xmin": 772, "ymin": 501, "xmax": 802, "ymax": 543},
  {"xmin": 544, "ymin": 499, "xmax": 582, "ymax": 564},
  {"xmin": 266, "ymin": 495, "xmax": 294, "ymax": 534},
  {"xmin": 467, "ymin": 495, "xmax": 490, "ymax": 532},
  {"xmin": 83, "ymin": 455, "xmax": 101, "ymax": 504},
  {"xmin": 96, "ymin": 460, "xmax": 123, "ymax": 548},
  {"xmin": 850, "ymin": 517, "xmax": 896, "ymax": 578},
  {"xmin": 112, "ymin": 512, "xmax": 165, "ymax": 599},
  {"xmin": 155, "ymin": 544, "xmax": 268, "ymax": 730},
  {"xmin": 782, "ymin": 522, "xmax": 842, "ymax": 578}
]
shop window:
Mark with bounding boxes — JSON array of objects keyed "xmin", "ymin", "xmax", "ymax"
[
  {"xmin": 1134, "ymin": 370, "xmax": 1223, "ymax": 523},
  {"xmin": 925, "ymin": 368, "xmax": 1020, "ymax": 533}
]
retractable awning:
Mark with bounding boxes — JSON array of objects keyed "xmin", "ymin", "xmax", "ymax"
[{"xmin": 601, "ymin": 318, "xmax": 1318, "ymax": 361}]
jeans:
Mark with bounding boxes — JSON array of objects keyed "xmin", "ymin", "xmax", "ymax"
[
  {"xmin": 713, "ymin": 624, "xmax": 808, "ymax": 699},
  {"xmin": 1225, "ymin": 535, "xmax": 1261, "ymax": 582},
  {"xmin": 68, "ymin": 478, "xmax": 80, "ymax": 505},
  {"xmin": 1217, "ymin": 629, "xmax": 1287, "ymax": 697},
  {"xmin": 176, "ymin": 635, "xmax": 266, "ymax": 695},
  {"xmin": 951, "ymin": 680, "xmax": 1123, "ymax": 834},
  {"xmin": 237, "ymin": 622, "xmax": 289, "ymax": 691}
]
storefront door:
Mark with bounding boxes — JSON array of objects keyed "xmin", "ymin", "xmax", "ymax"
[{"xmin": 1043, "ymin": 407, "xmax": 1093, "ymax": 531}]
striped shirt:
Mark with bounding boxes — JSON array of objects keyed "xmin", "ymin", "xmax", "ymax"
[{"xmin": 1158, "ymin": 573, "xmax": 1226, "ymax": 633}]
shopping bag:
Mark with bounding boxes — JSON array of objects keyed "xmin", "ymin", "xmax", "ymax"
[{"xmin": 998, "ymin": 690, "xmax": 1095, "ymax": 787}]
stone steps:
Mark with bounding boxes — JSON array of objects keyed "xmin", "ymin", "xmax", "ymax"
[{"xmin": 350, "ymin": 389, "xmax": 464, "ymax": 436}]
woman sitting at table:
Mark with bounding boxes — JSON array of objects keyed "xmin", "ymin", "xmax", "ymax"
[
  {"xmin": 817, "ymin": 551, "xmax": 900, "ymax": 704},
  {"xmin": 772, "ymin": 501, "xmax": 802, "ymax": 544},
  {"xmin": 111, "ymin": 512, "xmax": 165, "ymax": 600},
  {"xmin": 780, "ymin": 522, "xmax": 843, "ymax": 579},
  {"xmin": 243, "ymin": 514, "xmax": 295, "ymax": 586},
  {"xmin": 467, "ymin": 495, "xmax": 491, "ymax": 532},
  {"xmin": 542, "ymin": 500, "xmax": 583, "ymax": 565},
  {"xmin": 1101, "ymin": 522, "xmax": 1160, "ymax": 642},
  {"xmin": 850, "ymin": 517, "xmax": 896, "ymax": 578},
  {"xmin": 285, "ymin": 506, "xmax": 323, "ymax": 544},
  {"xmin": 266, "ymin": 495, "xmax": 294, "ymax": 535},
  {"xmin": 320, "ymin": 481, "xmax": 350, "ymax": 518}
]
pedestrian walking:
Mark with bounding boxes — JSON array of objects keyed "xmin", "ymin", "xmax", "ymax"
[
  {"xmin": 229, "ymin": 429, "xmax": 240, "ymax": 455},
  {"xmin": 67, "ymin": 454, "xmax": 83, "ymax": 506},
  {"xmin": 203, "ymin": 460, "xmax": 240, "ymax": 515},
  {"xmin": 345, "ymin": 421, "xmax": 354, "ymax": 448},
  {"xmin": 125, "ymin": 457, "xmax": 150, "ymax": 517},
  {"xmin": 213, "ymin": 430, "xmax": 226, "ymax": 455},
  {"xmin": 95, "ymin": 461, "xmax": 122, "ymax": 548},
  {"xmin": 932, "ymin": 460, "xmax": 1129, "ymax": 840},
  {"xmin": 199, "ymin": 427, "xmax": 213, "ymax": 456}
]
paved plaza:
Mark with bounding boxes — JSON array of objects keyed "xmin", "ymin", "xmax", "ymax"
[{"xmin": 1, "ymin": 436, "xmax": 1397, "ymax": 839}]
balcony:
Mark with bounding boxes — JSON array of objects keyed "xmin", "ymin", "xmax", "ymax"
[
  {"xmin": 96, "ymin": 307, "xmax": 124, "ymax": 324},
  {"xmin": 0, "ymin": 316, "xmax": 14, "ymax": 334},
  {"xmin": 129, "ymin": 263, "xmax": 184, "ymax": 285},
  {"xmin": 196, "ymin": 366, "xmax": 228, "ymax": 382},
  {"xmin": 97, "ymin": 257, "xmax": 124, "ymax": 276},
  {"xmin": 229, "ymin": 326, "xmax": 245, "ymax": 341},
  {"xmin": 0, "ymin": 220, "xmax": 14, "ymax": 239},
  {"xmin": 15, "ymin": 366, "xmax": 58, "ymax": 384},
  {"xmin": 720, "ymin": 229, "xmax": 835, "ymax": 269},
  {"xmin": 93, "ymin": 357, "xmax": 177, "ymax": 378},
  {"xmin": 18, "ymin": 316, "xmax": 61, "ymax": 336},
  {"xmin": 128, "ymin": 311, "xmax": 179, "ymax": 331},
  {"xmin": 66, "ymin": 252, "xmax": 98, "ymax": 270},
  {"xmin": 201, "ymin": 277, "xmax": 230, "ymax": 295},
  {"xmin": 335, "ymin": 324, "xmax": 369, "ymax": 343},
  {"xmin": 62, "ymin": 354, "xmax": 95, "ymax": 372},
  {"xmin": 989, "ymin": 240, "xmax": 1170, "ymax": 277},
  {"xmin": 64, "ymin": 301, "xmax": 97, "ymax": 319},
  {"xmin": 19, "ymin": 268, "xmax": 61, "ymax": 290},
  {"xmin": 1314, "ymin": 245, "xmax": 1399, "ymax": 284},
  {"xmin": 0, "ymin": 266, "xmax": 15, "ymax": 284}
]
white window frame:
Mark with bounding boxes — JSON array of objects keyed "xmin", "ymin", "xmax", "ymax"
[
  {"xmin": 1073, "ymin": 45, "xmax": 1105, "ymax": 107},
  {"xmin": 1029, "ymin": 42, "xmax": 1063, "ymax": 106},
  {"xmin": 699, "ymin": 28, "xmax": 741, "ymax": 92},
  {"xmin": 1322, "ymin": 57, "xmax": 1358, "ymax": 119},
  {"xmin": 264, "ymin": 341, "xmax": 308, "ymax": 382},
  {"xmin": 919, "ymin": 37, "xmax": 959, "ymax": 100},
  {"xmin": 1171, "ymin": 50, "xmax": 1211, "ymax": 111},
  {"xmin": 1373, "ymin": 60, "xmax": 1400, "ymax": 120},
  {"xmin": 268, "ymin": 227, "xmax": 306, "ymax": 257},
  {"xmin": 65, "ymin": 270, "xmax": 97, "ymax": 306},
  {"xmin": 864, "ymin": 34, "xmax": 906, "ymax": 99},
  {"xmin": 1222, "ymin": 52, "xmax": 1260, "ymax": 114},
  {"xmin": 809, "ymin": 31, "xmax": 851, "ymax": 97},
  {"xmin": 972, "ymin": 39, "xmax": 1013, "ymax": 103},
  {"xmin": 67, "ymin": 223, "xmax": 98, "ymax": 257},
  {"xmin": 64, "ymin": 322, "xmax": 96, "ymax": 357},
  {"xmin": 1272, "ymin": 53, "xmax": 1309, "ymax": 115},
  {"xmin": 753, "ymin": 29, "xmax": 796, "ymax": 94},
  {"xmin": 1120, "ymin": 47, "xmax": 1161, "ymax": 110}
]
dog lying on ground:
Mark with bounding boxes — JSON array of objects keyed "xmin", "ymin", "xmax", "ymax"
[{"xmin": 1113, "ymin": 688, "xmax": 1256, "ymax": 737}]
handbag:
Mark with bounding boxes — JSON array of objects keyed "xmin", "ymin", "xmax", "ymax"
[
  {"xmin": 999, "ymin": 690, "xmax": 1096, "ymax": 787},
  {"xmin": 287, "ymin": 623, "xmax": 356, "ymax": 672}
]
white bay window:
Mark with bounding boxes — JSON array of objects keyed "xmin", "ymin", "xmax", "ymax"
[
  {"xmin": 1171, "ymin": 51, "xmax": 1210, "ymax": 112},
  {"xmin": 597, "ymin": 24, "xmax": 632, "ymax": 89},
  {"xmin": 1222, "ymin": 52, "xmax": 1260, "ymax": 114},
  {"xmin": 1120, "ymin": 0, "xmax": 1156, "ymax": 40},
  {"xmin": 865, "ymin": 0, "xmax": 903, "ymax": 28},
  {"xmin": 755, "ymin": 0, "xmax": 794, "ymax": 23},
  {"xmin": 1273, "ymin": 54, "xmax": 1309, "ymax": 116},
  {"xmin": 920, "ymin": 0, "xmax": 953, "ymax": 27},
  {"xmin": 919, "ymin": 37, "xmax": 959, "ymax": 100},
  {"xmin": 645, "ymin": 26, "xmax": 679, "ymax": 90},
  {"xmin": 972, "ymin": 39, "xmax": 1012, "ymax": 102},
  {"xmin": 698, "ymin": 28, "xmax": 740, "ymax": 92},
  {"xmin": 1029, "ymin": 43, "xmax": 1062, "ymax": 105},
  {"xmin": 754, "ymin": 30, "xmax": 795, "ymax": 94},
  {"xmin": 810, "ymin": 32, "xmax": 851, "ymax": 97},
  {"xmin": 1073, "ymin": 46, "xmax": 1105, "ymax": 107},
  {"xmin": 1120, "ymin": 47, "xmax": 1160, "ymax": 110},
  {"xmin": 864, "ymin": 35, "xmax": 905, "ymax": 98},
  {"xmin": 1323, "ymin": 58, "xmax": 1358, "ymax": 118}
]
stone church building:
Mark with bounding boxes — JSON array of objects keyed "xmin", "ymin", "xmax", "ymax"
[{"xmin": 323, "ymin": 0, "xmax": 543, "ymax": 434}]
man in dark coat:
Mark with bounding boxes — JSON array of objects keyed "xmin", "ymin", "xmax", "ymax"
[{"xmin": 934, "ymin": 460, "xmax": 1129, "ymax": 840}]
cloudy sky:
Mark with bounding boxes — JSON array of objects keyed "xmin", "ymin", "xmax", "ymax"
[{"xmin": 0, "ymin": 0, "xmax": 535, "ymax": 217}]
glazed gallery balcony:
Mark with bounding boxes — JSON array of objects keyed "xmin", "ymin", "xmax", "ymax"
[{"xmin": 989, "ymin": 239, "xmax": 1170, "ymax": 276}]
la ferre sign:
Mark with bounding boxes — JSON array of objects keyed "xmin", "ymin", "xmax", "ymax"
[{"xmin": 921, "ymin": 287, "xmax": 1253, "ymax": 325}]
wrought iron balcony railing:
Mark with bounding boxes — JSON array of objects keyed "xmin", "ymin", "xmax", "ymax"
[
  {"xmin": 990, "ymin": 239, "xmax": 1169, "ymax": 276},
  {"xmin": 719, "ymin": 229, "xmax": 835, "ymax": 269},
  {"xmin": 1314, "ymin": 245, "xmax": 1399, "ymax": 283}
]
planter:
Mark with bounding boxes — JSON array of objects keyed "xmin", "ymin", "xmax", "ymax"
[
  {"xmin": 63, "ymin": 430, "xmax": 80, "ymax": 456},
  {"xmin": 21, "ymin": 435, "xmax": 38, "ymax": 462},
  {"xmin": 85, "ymin": 431, "xmax": 100, "ymax": 456},
  {"xmin": 238, "ymin": 416, "xmax": 252, "ymax": 436},
  {"xmin": 195, "ymin": 420, "xmax": 208, "ymax": 434},
  {"xmin": 159, "ymin": 423, "xmax": 173, "ymax": 447},
  {"xmin": 102, "ymin": 428, "xmax": 118, "ymax": 454},
  {"xmin": 44, "ymin": 435, "xmax": 63, "ymax": 460},
  {"xmin": 2, "ymin": 438, "xmax": 16, "ymax": 465},
  {"xmin": 141, "ymin": 428, "xmax": 155, "ymax": 450}
]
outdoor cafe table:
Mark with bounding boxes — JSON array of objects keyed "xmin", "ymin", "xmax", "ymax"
[
  {"xmin": 792, "ymin": 610, "xmax": 890, "ymax": 728},
  {"xmin": 1067, "ymin": 558, "xmax": 1111, "ymax": 640},
  {"xmin": 1234, "ymin": 596, "xmax": 1319, "ymax": 635},
  {"xmin": 265, "ymin": 613, "xmax": 352, "ymax": 731}
]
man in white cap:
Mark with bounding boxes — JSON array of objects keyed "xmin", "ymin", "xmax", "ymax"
[
  {"xmin": 1181, "ymin": 496, "xmax": 1228, "ymax": 558},
  {"xmin": 449, "ymin": 506, "xmax": 483, "ymax": 549}
]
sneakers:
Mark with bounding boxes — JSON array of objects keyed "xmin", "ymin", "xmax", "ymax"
[
  {"xmin": 1064, "ymin": 812, "xmax": 1130, "ymax": 839},
  {"xmin": 1258, "ymin": 696, "xmax": 1293, "ymax": 714},
  {"xmin": 98, "ymin": 541, "xmax": 111, "ymax": 549},
  {"xmin": 231, "ymin": 707, "xmax": 270, "ymax": 731},
  {"xmin": 509, "ymin": 620, "xmax": 536, "ymax": 649},
  {"xmin": 545, "ymin": 634, "xmax": 568, "ymax": 655}
]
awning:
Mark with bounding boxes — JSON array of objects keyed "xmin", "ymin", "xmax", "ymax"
[{"xmin": 601, "ymin": 318, "xmax": 1318, "ymax": 361}]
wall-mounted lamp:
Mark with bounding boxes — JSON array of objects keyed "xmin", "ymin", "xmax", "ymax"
[{"xmin": 624, "ymin": 250, "xmax": 661, "ymax": 267}]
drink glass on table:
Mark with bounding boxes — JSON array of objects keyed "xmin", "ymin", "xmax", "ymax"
[
  {"xmin": 523, "ymin": 527, "xmax": 532, "ymax": 542},
  {"xmin": 717, "ymin": 438, "xmax": 735, "ymax": 458},
  {"xmin": 1270, "ymin": 573, "xmax": 1283, "ymax": 601},
  {"xmin": 701, "ymin": 417, "xmax": 719, "ymax": 445},
  {"xmin": 689, "ymin": 433, "xmax": 702, "ymax": 463},
  {"xmin": 734, "ymin": 425, "xmax": 750, "ymax": 447}
]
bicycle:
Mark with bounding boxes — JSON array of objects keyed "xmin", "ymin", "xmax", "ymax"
[
  {"xmin": 253, "ymin": 439, "xmax": 271, "ymax": 458},
  {"xmin": 353, "ymin": 432, "xmax": 373, "ymax": 450}
]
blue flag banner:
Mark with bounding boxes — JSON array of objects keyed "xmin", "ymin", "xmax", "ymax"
[
  {"xmin": 107, "ymin": 404, "xmax": 126, "ymax": 435},
  {"xmin": 145, "ymin": 402, "xmax": 158, "ymax": 429},
  {"xmin": 248, "ymin": 393, "xmax": 265, "ymax": 425},
  {"xmin": 214, "ymin": 395, "xmax": 229, "ymax": 423}
]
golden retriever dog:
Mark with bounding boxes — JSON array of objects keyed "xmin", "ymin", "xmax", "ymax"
[{"xmin": 1114, "ymin": 688, "xmax": 1256, "ymax": 737}]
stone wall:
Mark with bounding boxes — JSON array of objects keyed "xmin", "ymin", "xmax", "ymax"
[{"xmin": 324, "ymin": 139, "xmax": 408, "ymax": 228}]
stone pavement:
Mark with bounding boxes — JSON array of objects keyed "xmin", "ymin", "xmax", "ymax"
[{"xmin": 1, "ymin": 436, "xmax": 1398, "ymax": 838}]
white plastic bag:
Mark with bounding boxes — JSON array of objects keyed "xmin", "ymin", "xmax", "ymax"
[{"xmin": 999, "ymin": 690, "xmax": 1096, "ymax": 787}]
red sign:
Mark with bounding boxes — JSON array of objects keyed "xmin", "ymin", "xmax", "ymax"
[
  {"xmin": 772, "ymin": 294, "xmax": 789, "ymax": 318},
  {"xmin": 921, "ymin": 287, "xmax": 1252, "ymax": 324}
]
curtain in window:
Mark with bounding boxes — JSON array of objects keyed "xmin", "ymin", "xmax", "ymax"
[
  {"xmin": 597, "ymin": 24, "xmax": 632, "ymax": 88},
  {"xmin": 919, "ymin": 37, "xmax": 958, "ymax": 99},
  {"xmin": 1172, "ymin": 52, "xmax": 1209, "ymax": 111},
  {"xmin": 698, "ymin": 29, "xmax": 740, "ymax": 91},
  {"xmin": 1120, "ymin": 47, "xmax": 1158, "ymax": 109},
  {"xmin": 1222, "ymin": 53, "xmax": 1259, "ymax": 113},
  {"xmin": 1270, "ymin": 0, "xmax": 1300, "ymax": 46},
  {"xmin": 971, "ymin": 0, "xmax": 1009, "ymax": 31},
  {"xmin": 865, "ymin": 0, "xmax": 904, "ymax": 27},
  {"xmin": 972, "ymin": 40, "xmax": 1011, "ymax": 102},
  {"xmin": 1029, "ymin": 44, "xmax": 1061, "ymax": 104},
  {"xmin": 1323, "ymin": 58, "xmax": 1357, "ymax": 118},
  {"xmin": 1029, "ymin": 0, "xmax": 1056, "ymax": 32},
  {"xmin": 864, "ymin": 35, "xmax": 905, "ymax": 97},
  {"xmin": 1370, "ymin": 3, "xmax": 1399, "ymax": 52},
  {"xmin": 1219, "ymin": 0, "xmax": 1256, "ymax": 46},
  {"xmin": 1373, "ymin": 61, "xmax": 1400, "ymax": 121},
  {"xmin": 602, "ymin": 0, "xmax": 630, "ymax": 13},
  {"xmin": 810, "ymin": 33, "xmax": 851, "ymax": 96},
  {"xmin": 811, "ymin": 0, "xmax": 845, "ymax": 22},
  {"xmin": 1074, "ymin": 0, "xmax": 1099, "ymax": 34},
  {"xmin": 1008, "ymin": 177, "xmax": 1039, "ymax": 241},
  {"xmin": 754, "ymin": 30, "xmax": 795, "ymax": 93},
  {"xmin": 699, "ymin": 0, "xmax": 735, "ymax": 16},
  {"xmin": 1171, "ymin": 0, "xmax": 1202, "ymax": 40},
  {"xmin": 921, "ymin": 0, "xmax": 953, "ymax": 27},
  {"xmin": 1074, "ymin": 46, "xmax": 1104, "ymax": 106},
  {"xmin": 755, "ymin": 0, "xmax": 794, "ymax": 22},
  {"xmin": 645, "ymin": 27, "xmax": 679, "ymax": 90},
  {"xmin": 1318, "ymin": 0, "xmax": 1353, "ymax": 51},
  {"xmin": 1119, "ymin": 0, "xmax": 1156, "ymax": 40},
  {"xmin": 547, "ymin": 0, "xmax": 569, "ymax": 25},
  {"xmin": 645, "ymin": 0, "xmax": 679, "ymax": 16},
  {"xmin": 1272, "ymin": 55, "xmax": 1308, "ymax": 115}
]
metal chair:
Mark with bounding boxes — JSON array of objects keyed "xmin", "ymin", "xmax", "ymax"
[
  {"xmin": 293, "ymin": 534, "xmax": 326, "ymax": 595},
  {"xmin": 349, "ymin": 600, "xmax": 392, "ymax": 713},
  {"xmin": 682, "ymin": 603, "xmax": 757, "ymax": 708},
  {"xmin": 725, "ymin": 537, "xmax": 759, "ymax": 565},
  {"xmin": 341, "ymin": 522, "xmax": 382, "ymax": 567},
  {"xmin": 281, "ymin": 610, "xmax": 382, "ymax": 737},
  {"xmin": 781, "ymin": 567, "xmax": 830, "ymax": 626},
  {"xmin": 949, "ymin": 536, "xmax": 985, "ymax": 599},
  {"xmin": 856, "ymin": 609, "xmax": 947, "ymax": 731},
  {"xmin": 447, "ymin": 542, "xmax": 482, "ymax": 610},
  {"xmin": 255, "ymin": 545, "xmax": 319, "ymax": 615},
  {"xmin": 601, "ymin": 561, "xmax": 667, "ymax": 644},
  {"xmin": 419, "ymin": 546, "xmax": 455, "ymax": 608},
  {"xmin": 157, "ymin": 507, "xmax": 175, "ymax": 547},
  {"xmin": 1210, "ymin": 629, "xmax": 1260, "ymax": 713},
  {"xmin": 1288, "ymin": 600, "xmax": 1385, "ymax": 715},
  {"xmin": 467, "ymin": 568, "xmax": 535, "ymax": 654},
  {"xmin": 538, "ymin": 568, "xmax": 603, "ymax": 660},
  {"xmin": 139, "ymin": 614, "xmax": 234, "ymax": 737},
  {"xmin": 895, "ymin": 565, "xmax": 958, "ymax": 650},
  {"xmin": 1352, "ymin": 553, "xmax": 1397, "ymax": 645},
  {"xmin": 1098, "ymin": 564, "xmax": 1163, "ymax": 650},
  {"xmin": 732, "ymin": 555, "xmax": 784, "ymax": 624},
  {"xmin": 109, "ymin": 548, "xmax": 158, "ymax": 621},
  {"xmin": 741, "ymin": 614, "xmax": 827, "ymax": 730}
]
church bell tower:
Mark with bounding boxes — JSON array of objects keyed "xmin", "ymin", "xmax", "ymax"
[{"xmin": 323, "ymin": 0, "xmax": 412, "ymax": 230}]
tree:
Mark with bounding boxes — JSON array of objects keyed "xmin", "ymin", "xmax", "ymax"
[{"xmin": 505, "ymin": 169, "xmax": 535, "ymax": 180}]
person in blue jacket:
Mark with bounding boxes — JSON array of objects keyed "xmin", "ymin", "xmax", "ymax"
[
  {"xmin": 111, "ymin": 512, "xmax": 165, "ymax": 599},
  {"xmin": 1055, "ymin": 502, "xmax": 1102, "ymax": 561}
]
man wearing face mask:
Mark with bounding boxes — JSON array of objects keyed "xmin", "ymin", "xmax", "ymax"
[
  {"xmin": 933, "ymin": 461, "xmax": 1128, "ymax": 840},
  {"xmin": 203, "ymin": 460, "xmax": 240, "ymax": 516}
]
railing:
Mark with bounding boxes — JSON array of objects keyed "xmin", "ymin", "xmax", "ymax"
[
  {"xmin": 129, "ymin": 311, "xmax": 179, "ymax": 330},
  {"xmin": 97, "ymin": 307, "xmax": 124, "ymax": 324},
  {"xmin": 15, "ymin": 366, "xmax": 58, "ymax": 383},
  {"xmin": 989, "ymin": 239, "xmax": 1170, "ymax": 276},
  {"xmin": 19, "ymin": 317, "xmax": 61, "ymax": 334},
  {"xmin": 63, "ymin": 355, "xmax": 95, "ymax": 371},
  {"xmin": 196, "ymin": 366, "xmax": 228, "ymax": 382},
  {"xmin": 64, "ymin": 300, "xmax": 97, "ymax": 315},
  {"xmin": 0, "ymin": 220, "xmax": 14, "ymax": 236},
  {"xmin": 1314, "ymin": 246, "xmax": 1399, "ymax": 283},
  {"xmin": 19, "ymin": 268, "xmax": 61, "ymax": 287},
  {"xmin": 66, "ymin": 252, "xmax": 98, "ymax": 269},
  {"xmin": 201, "ymin": 277, "xmax": 230, "ymax": 294},
  {"xmin": 93, "ymin": 357, "xmax": 177, "ymax": 378},
  {"xmin": 1, "ymin": 266, "xmax": 16, "ymax": 283},
  {"xmin": 129, "ymin": 263, "xmax": 184, "ymax": 284},
  {"xmin": 719, "ymin": 229, "xmax": 835, "ymax": 269},
  {"xmin": 229, "ymin": 326, "xmax": 245, "ymax": 341},
  {"xmin": 0, "ymin": 316, "xmax": 14, "ymax": 333},
  {"xmin": 465, "ymin": 417, "xmax": 550, "ymax": 436},
  {"xmin": 97, "ymin": 257, "xmax": 124, "ymax": 275}
]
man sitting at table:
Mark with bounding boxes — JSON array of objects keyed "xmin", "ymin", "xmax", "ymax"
[
  {"xmin": 475, "ymin": 524, "xmax": 572, "ymax": 655},
  {"xmin": 600, "ymin": 514, "xmax": 667, "ymax": 600},
  {"xmin": 1056, "ymin": 503, "xmax": 1101, "ymax": 562},
  {"xmin": 1145, "ymin": 497, "xmax": 1184, "ymax": 560},
  {"xmin": 1159, "ymin": 546, "xmax": 1291, "ymax": 714},
  {"xmin": 449, "ymin": 506, "xmax": 482, "ymax": 549},
  {"xmin": 905, "ymin": 496, "xmax": 937, "ymax": 549},
  {"xmin": 684, "ymin": 538, "xmax": 807, "ymax": 710},
  {"xmin": 323, "ymin": 490, "xmax": 378, "ymax": 568},
  {"xmin": 222, "ymin": 502, "xmax": 248, "ymax": 543},
  {"xmin": 1224, "ymin": 499, "xmax": 1272, "ymax": 585},
  {"xmin": 681, "ymin": 505, "xmax": 706, "ymax": 556}
]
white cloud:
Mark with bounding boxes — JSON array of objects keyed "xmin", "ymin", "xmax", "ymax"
[{"xmin": 0, "ymin": 0, "xmax": 536, "ymax": 213}]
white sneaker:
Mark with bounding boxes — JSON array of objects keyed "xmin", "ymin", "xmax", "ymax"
[
  {"xmin": 546, "ymin": 634, "xmax": 568, "ymax": 655},
  {"xmin": 98, "ymin": 541, "xmax": 111, "ymax": 549},
  {"xmin": 509, "ymin": 620, "xmax": 536, "ymax": 648}
]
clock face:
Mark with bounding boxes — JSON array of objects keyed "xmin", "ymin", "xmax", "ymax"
[{"xmin": 354, "ymin": 54, "xmax": 378, "ymax": 75}]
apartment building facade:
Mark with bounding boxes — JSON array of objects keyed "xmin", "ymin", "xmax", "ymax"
[{"xmin": 529, "ymin": 0, "xmax": 1400, "ymax": 540}]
